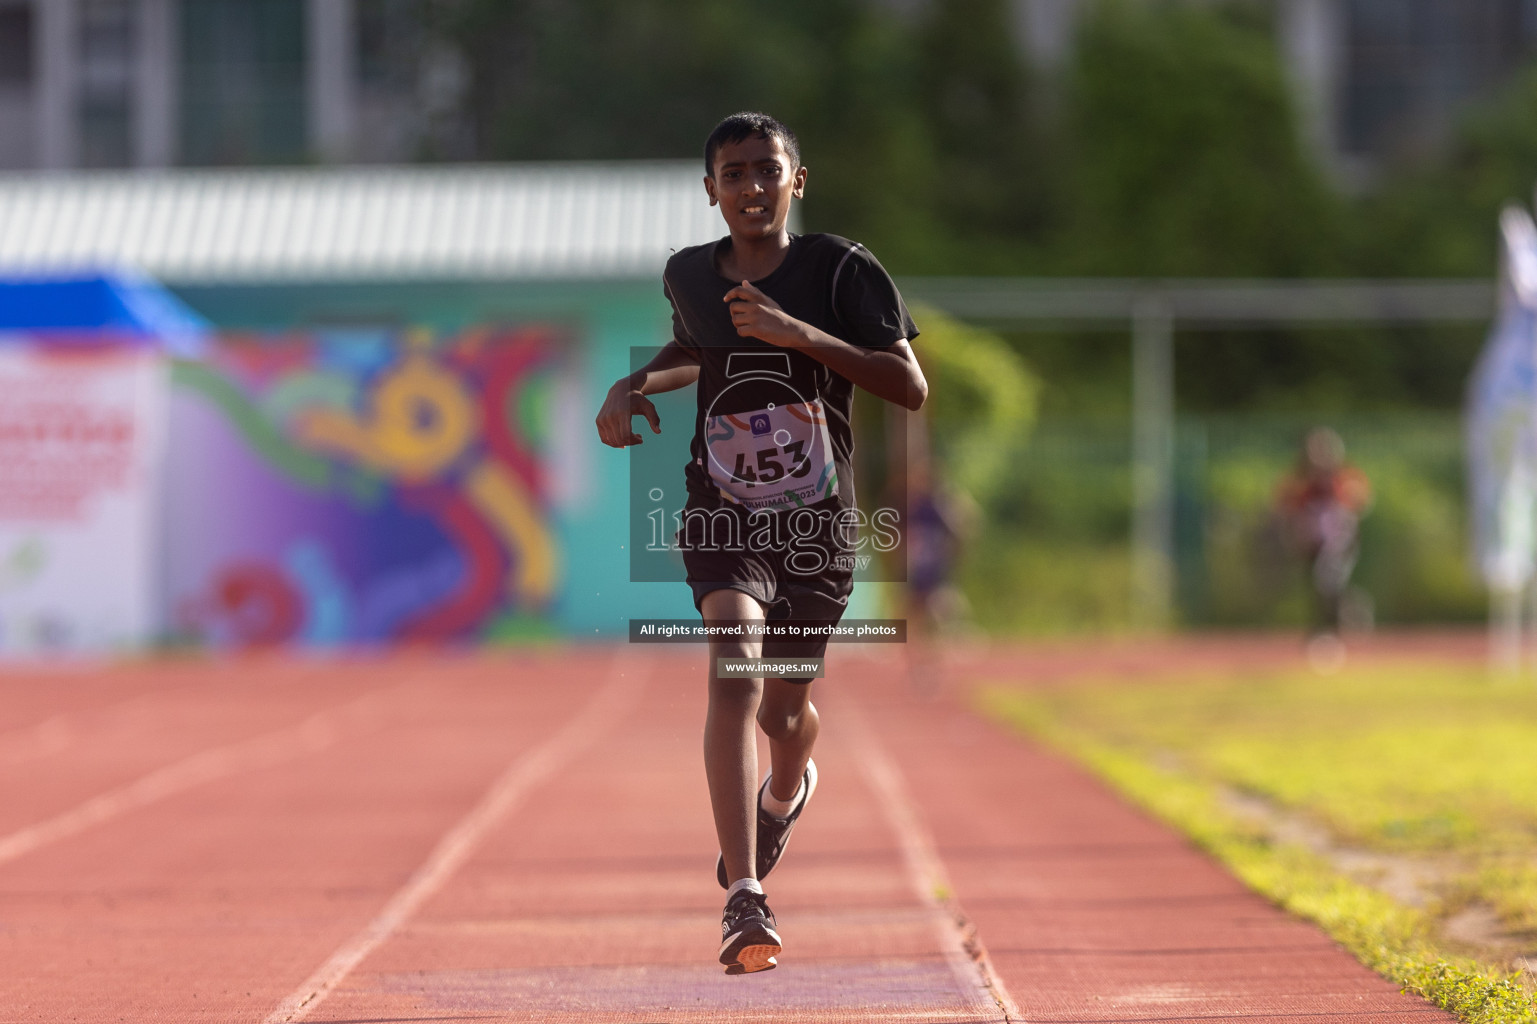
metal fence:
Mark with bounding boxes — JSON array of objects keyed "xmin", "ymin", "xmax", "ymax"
[{"xmin": 902, "ymin": 277, "xmax": 1493, "ymax": 629}]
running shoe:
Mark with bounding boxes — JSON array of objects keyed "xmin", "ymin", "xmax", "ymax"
[
  {"xmin": 716, "ymin": 759, "xmax": 818, "ymax": 889},
  {"xmin": 719, "ymin": 888, "xmax": 781, "ymax": 974}
]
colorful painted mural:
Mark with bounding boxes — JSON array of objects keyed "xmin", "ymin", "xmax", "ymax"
[{"xmin": 163, "ymin": 327, "xmax": 562, "ymax": 647}]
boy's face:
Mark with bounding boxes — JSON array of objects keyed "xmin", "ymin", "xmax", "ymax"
[{"xmin": 704, "ymin": 134, "xmax": 806, "ymax": 242}]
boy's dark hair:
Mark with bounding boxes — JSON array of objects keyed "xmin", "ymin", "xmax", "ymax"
[{"xmin": 704, "ymin": 112, "xmax": 801, "ymax": 177}]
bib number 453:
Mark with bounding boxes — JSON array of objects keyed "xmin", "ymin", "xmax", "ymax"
[{"xmin": 730, "ymin": 440, "xmax": 813, "ymax": 486}]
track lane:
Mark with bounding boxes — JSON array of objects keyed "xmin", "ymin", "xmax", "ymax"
[
  {"xmin": 0, "ymin": 659, "xmax": 365, "ymax": 834},
  {"xmin": 840, "ymin": 693, "xmax": 1019, "ymax": 1021},
  {"xmin": 0, "ymin": 675, "xmax": 418, "ymax": 868},
  {"xmin": 266, "ymin": 652, "xmax": 645, "ymax": 1022},
  {"xmin": 307, "ymin": 649, "xmax": 1008, "ymax": 1023},
  {"xmin": 0, "ymin": 641, "xmax": 1479, "ymax": 1022},
  {"xmin": 840, "ymin": 648, "xmax": 1457, "ymax": 1024},
  {"xmin": 0, "ymin": 650, "xmax": 622, "ymax": 1022}
]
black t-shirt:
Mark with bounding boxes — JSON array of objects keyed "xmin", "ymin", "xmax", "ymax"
[{"xmin": 663, "ymin": 232, "xmax": 918, "ymax": 512}]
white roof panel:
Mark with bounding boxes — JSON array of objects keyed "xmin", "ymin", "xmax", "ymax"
[{"xmin": 0, "ymin": 162, "xmax": 732, "ymax": 283}]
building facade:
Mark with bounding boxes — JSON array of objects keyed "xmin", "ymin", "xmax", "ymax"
[
  {"xmin": 2, "ymin": 0, "xmax": 1535, "ymax": 176},
  {"xmin": 1015, "ymin": 0, "xmax": 1537, "ymax": 179},
  {"xmin": 0, "ymin": 0, "xmax": 463, "ymax": 170},
  {"xmin": 1277, "ymin": 0, "xmax": 1537, "ymax": 182}
]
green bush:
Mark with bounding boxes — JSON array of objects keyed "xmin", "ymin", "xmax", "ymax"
[
  {"xmin": 1057, "ymin": 0, "xmax": 1344, "ymax": 277},
  {"xmin": 958, "ymin": 414, "xmax": 1487, "ymax": 635},
  {"xmin": 960, "ymin": 536, "xmax": 1134, "ymax": 634},
  {"xmin": 909, "ymin": 302, "xmax": 1039, "ymax": 504},
  {"xmin": 1203, "ymin": 419, "xmax": 1486, "ymax": 628}
]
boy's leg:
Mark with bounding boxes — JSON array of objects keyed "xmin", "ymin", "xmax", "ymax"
[
  {"xmin": 701, "ymin": 587, "xmax": 767, "ymax": 886},
  {"xmin": 758, "ymin": 678, "xmax": 818, "ymax": 803},
  {"xmin": 755, "ymin": 586, "xmax": 842, "ymax": 809}
]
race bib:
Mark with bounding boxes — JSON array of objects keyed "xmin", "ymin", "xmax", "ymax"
[{"xmin": 704, "ymin": 399, "xmax": 839, "ymax": 510}]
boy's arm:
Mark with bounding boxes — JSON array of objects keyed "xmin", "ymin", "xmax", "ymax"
[
  {"xmin": 724, "ymin": 282, "xmax": 927, "ymax": 410},
  {"xmin": 595, "ymin": 338, "xmax": 701, "ymax": 448},
  {"xmin": 626, "ymin": 338, "xmax": 702, "ymax": 395}
]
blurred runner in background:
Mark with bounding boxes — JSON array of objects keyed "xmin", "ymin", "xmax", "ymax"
[
  {"xmin": 1275, "ymin": 428, "xmax": 1373, "ymax": 652},
  {"xmin": 889, "ymin": 409, "xmax": 976, "ymax": 694}
]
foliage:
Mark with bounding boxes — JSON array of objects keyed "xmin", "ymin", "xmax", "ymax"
[
  {"xmin": 1198, "ymin": 419, "xmax": 1485, "ymax": 627},
  {"xmin": 441, "ymin": 0, "xmax": 942, "ymax": 267},
  {"xmin": 439, "ymin": 0, "xmax": 1537, "ymax": 416},
  {"xmin": 981, "ymin": 666, "xmax": 1537, "ymax": 1023},
  {"xmin": 959, "ymin": 538, "xmax": 1134, "ymax": 634},
  {"xmin": 1451, "ymin": 862, "xmax": 1537, "ymax": 935},
  {"xmin": 441, "ymin": 0, "xmax": 1048, "ymax": 271},
  {"xmin": 908, "ymin": 0, "xmax": 1050, "ymax": 273},
  {"xmin": 435, "ymin": 0, "xmax": 1537, "ymax": 631},
  {"xmin": 908, "ymin": 302, "xmax": 1039, "ymax": 503},
  {"xmin": 1054, "ymin": 0, "xmax": 1345, "ymax": 277},
  {"xmin": 954, "ymin": 416, "xmax": 1136, "ymax": 635},
  {"xmin": 440, "ymin": 0, "xmax": 1356, "ymax": 278},
  {"xmin": 964, "ymin": 413, "xmax": 1485, "ymax": 634}
]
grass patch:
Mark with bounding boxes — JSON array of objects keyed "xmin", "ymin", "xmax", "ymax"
[{"xmin": 980, "ymin": 662, "xmax": 1537, "ymax": 1024}]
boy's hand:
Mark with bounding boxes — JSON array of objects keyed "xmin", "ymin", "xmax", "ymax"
[
  {"xmin": 596, "ymin": 379, "xmax": 661, "ymax": 447},
  {"xmin": 725, "ymin": 281, "xmax": 803, "ymax": 348}
]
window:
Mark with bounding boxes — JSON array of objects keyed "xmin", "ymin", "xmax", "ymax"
[
  {"xmin": 79, "ymin": 0, "xmax": 135, "ymax": 167},
  {"xmin": 0, "ymin": 5, "xmax": 33, "ymax": 87},
  {"xmin": 180, "ymin": 0, "xmax": 307, "ymax": 165}
]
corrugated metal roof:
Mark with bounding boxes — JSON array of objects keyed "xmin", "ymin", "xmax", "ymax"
[{"xmin": 0, "ymin": 162, "xmax": 734, "ymax": 283}]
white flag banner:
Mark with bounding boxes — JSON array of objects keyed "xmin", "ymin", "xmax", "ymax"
[
  {"xmin": 0, "ymin": 343, "xmax": 167, "ymax": 653},
  {"xmin": 1467, "ymin": 206, "xmax": 1537, "ymax": 591}
]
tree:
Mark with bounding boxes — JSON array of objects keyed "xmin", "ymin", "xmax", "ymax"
[
  {"xmin": 442, "ymin": 0, "xmax": 936, "ymax": 265},
  {"xmin": 908, "ymin": 0, "xmax": 1050, "ymax": 273},
  {"xmin": 1053, "ymin": 0, "xmax": 1345, "ymax": 277}
]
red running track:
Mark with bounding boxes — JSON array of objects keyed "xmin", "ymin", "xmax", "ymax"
[{"xmin": 0, "ymin": 644, "xmax": 1458, "ymax": 1022}]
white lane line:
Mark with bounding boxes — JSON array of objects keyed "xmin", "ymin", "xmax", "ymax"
[
  {"xmin": 0, "ymin": 713, "xmax": 75, "ymax": 767},
  {"xmin": 264, "ymin": 653, "xmax": 648, "ymax": 1024},
  {"xmin": 0, "ymin": 664, "xmax": 342, "ymax": 770},
  {"xmin": 841, "ymin": 694, "xmax": 1023, "ymax": 1024},
  {"xmin": 0, "ymin": 679, "xmax": 397, "ymax": 868},
  {"xmin": 0, "ymin": 673, "xmax": 261, "ymax": 769}
]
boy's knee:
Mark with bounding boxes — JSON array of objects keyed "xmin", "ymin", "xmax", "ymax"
[
  {"xmin": 710, "ymin": 638, "xmax": 756, "ymax": 662},
  {"xmin": 707, "ymin": 636, "xmax": 764, "ymax": 684},
  {"xmin": 708, "ymin": 653, "xmax": 763, "ymax": 710}
]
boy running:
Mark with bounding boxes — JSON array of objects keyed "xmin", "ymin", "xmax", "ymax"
[{"xmin": 595, "ymin": 112, "xmax": 927, "ymax": 974}]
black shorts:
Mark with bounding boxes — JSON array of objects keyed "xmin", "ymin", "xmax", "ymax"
[{"xmin": 678, "ymin": 501, "xmax": 854, "ymax": 665}]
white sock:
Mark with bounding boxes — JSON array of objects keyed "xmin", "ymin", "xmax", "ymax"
[
  {"xmin": 760, "ymin": 774, "xmax": 804, "ymax": 818},
  {"xmin": 727, "ymin": 877, "xmax": 764, "ymax": 899}
]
